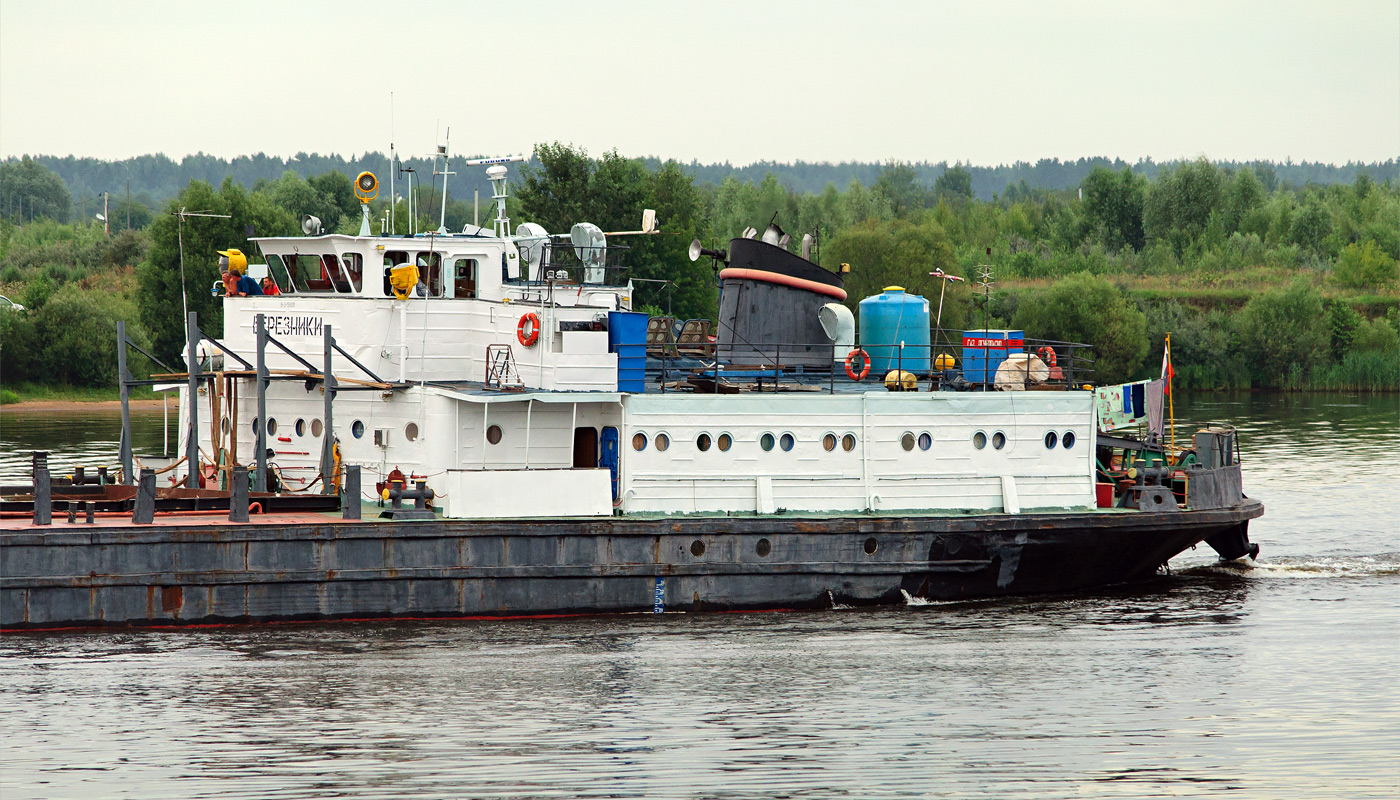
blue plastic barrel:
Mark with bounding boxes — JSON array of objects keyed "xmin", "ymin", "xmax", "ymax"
[
  {"xmin": 961, "ymin": 329, "xmax": 1024, "ymax": 383},
  {"xmin": 608, "ymin": 311, "xmax": 648, "ymax": 392},
  {"xmin": 857, "ymin": 288, "xmax": 931, "ymax": 374}
]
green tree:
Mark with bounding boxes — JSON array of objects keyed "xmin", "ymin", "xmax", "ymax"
[
  {"xmin": 1143, "ymin": 158, "xmax": 1223, "ymax": 255},
  {"xmin": 1234, "ymin": 278, "xmax": 1329, "ymax": 386},
  {"xmin": 873, "ymin": 162, "xmax": 927, "ymax": 218},
  {"xmin": 0, "ymin": 157, "xmax": 72, "ymax": 222},
  {"xmin": 29, "ymin": 283, "xmax": 151, "ymax": 386},
  {"xmin": 933, "ymin": 164, "xmax": 973, "ymax": 200},
  {"xmin": 1287, "ymin": 199, "xmax": 1333, "ymax": 256},
  {"xmin": 1080, "ymin": 166, "xmax": 1146, "ymax": 251},
  {"xmin": 1011, "ymin": 272, "xmax": 1148, "ymax": 384},
  {"xmin": 1333, "ymin": 240, "xmax": 1396, "ymax": 289},
  {"xmin": 823, "ymin": 217, "xmax": 968, "ymax": 331},
  {"xmin": 137, "ymin": 179, "xmax": 295, "ymax": 362}
]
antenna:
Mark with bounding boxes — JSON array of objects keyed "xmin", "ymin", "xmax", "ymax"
[
  {"xmin": 975, "ymin": 246, "xmax": 994, "ymax": 337},
  {"xmin": 388, "ymin": 91, "xmax": 396, "ymax": 234},
  {"xmin": 434, "ymin": 127, "xmax": 454, "ymax": 234},
  {"xmin": 173, "ymin": 207, "xmax": 232, "ymax": 332}
]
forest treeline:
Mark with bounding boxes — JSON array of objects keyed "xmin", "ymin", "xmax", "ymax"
[
  {"xmin": 1, "ymin": 147, "xmax": 1396, "ymax": 401},
  {"xmin": 4, "ymin": 150, "xmax": 1397, "ymax": 217}
]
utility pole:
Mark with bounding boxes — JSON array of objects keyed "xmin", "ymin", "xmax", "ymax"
[
  {"xmin": 103, "ymin": 192, "xmax": 110, "ymax": 237},
  {"xmin": 126, "ymin": 179, "xmax": 131, "ymax": 230}
]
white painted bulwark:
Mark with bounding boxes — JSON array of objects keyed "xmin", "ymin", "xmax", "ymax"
[{"xmin": 442, "ymin": 469, "xmax": 613, "ymax": 518}]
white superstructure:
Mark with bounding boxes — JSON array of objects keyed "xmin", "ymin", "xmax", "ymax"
[{"xmin": 175, "ymin": 163, "xmax": 1098, "ymax": 519}]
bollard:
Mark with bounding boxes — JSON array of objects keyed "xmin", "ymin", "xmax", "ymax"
[
  {"xmin": 342, "ymin": 465, "xmax": 361, "ymax": 521},
  {"xmin": 133, "ymin": 469, "xmax": 156, "ymax": 525},
  {"xmin": 32, "ymin": 451, "xmax": 51, "ymax": 526},
  {"xmin": 67, "ymin": 502, "xmax": 77, "ymax": 524},
  {"xmin": 97, "ymin": 466, "xmax": 108, "ymax": 485},
  {"xmin": 85, "ymin": 502, "xmax": 95, "ymax": 524},
  {"xmin": 229, "ymin": 466, "xmax": 249, "ymax": 523}
]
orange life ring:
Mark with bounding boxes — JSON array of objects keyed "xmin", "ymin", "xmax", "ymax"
[
  {"xmin": 1037, "ymin": 346, "xmax": 1057, "ymax": 367},
  {"xmin": 845, "ymin": 348, "xmax": 871, "ymax": 381},
  {"xmin": 517, "ymin": 312, "xmax": 541, "ymax": 347}
]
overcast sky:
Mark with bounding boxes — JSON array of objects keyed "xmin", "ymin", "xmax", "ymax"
[{"xmin": 1, "ymin": 0, "xmax": 1396, "ymax": 166}]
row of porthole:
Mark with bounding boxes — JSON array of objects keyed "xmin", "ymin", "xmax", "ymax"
[
  {"xmin": 252, "ymin": 417, "xmax": 325, "ymax": 438},
  {"xmin": 968, "ymin": 429, "xmax": 1078, "ymax": 451},
  {"xmin": 633, "ymin": 431, "xmax": 863, "ymax": 453},
  {"xmin": 252, "ymin": 418, "xmax": 434, "ymax": 444},
  {"xmin": 688, "ymin": 537, "xmax": 878, "ymax": 559}
]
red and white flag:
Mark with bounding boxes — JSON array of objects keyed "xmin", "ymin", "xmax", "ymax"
[{"xmin": 1161, "ymin": 339, "xmax": 1175, "ymax": 395}]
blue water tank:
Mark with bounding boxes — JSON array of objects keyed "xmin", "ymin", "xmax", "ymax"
[
  {"xmin": 608, "ymin": 311, "xmax": 648, "ymax": 392},
  {"xmin": 858, "ymin": 287, "xmax": 931, "ymax": 374}
]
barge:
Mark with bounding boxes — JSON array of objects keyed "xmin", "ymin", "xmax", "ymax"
[{"xmin": 0, "ymin": 157, "xmax": 1261, "ymax": 630}]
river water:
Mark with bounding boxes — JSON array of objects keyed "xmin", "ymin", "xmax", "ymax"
[{"xmin": 1, "ymin": 393, "xmax": 1396, "ymax": 799}]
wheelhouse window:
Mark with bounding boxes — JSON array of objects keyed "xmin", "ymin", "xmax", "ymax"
[
  {"xmin": 340, "ymin": 252, "xmax": 364, "ymax": 292},
  {"xmin": 265, "ymin": 254, "xmax": 295, "ymax": 293},
  {"xmin": 286, "ymin": 253, "xmax": 338, "ymax": 293},
  {"xmin": 453, "ymin": 258, "xmax": 478, "ymax": 299},
  {"xmin": 417, "ymin": 252, "xmax": 443, "ymax": 297},
  {"xmin": 382, "ymin": 250, "xmax": 409, "ymax": 296}
]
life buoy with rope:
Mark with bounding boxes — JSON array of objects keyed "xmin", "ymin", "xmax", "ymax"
[
  {"xmin": 517, "ymin": 312, "xmax": 541, "ymax": 347},
  {"xmin": 1037, "ymin": 346, "xmax": 1057, "ymax": 367},
  {"xmin": 845, "ymin": 348, "xmax": 871, "ymax": 381}
]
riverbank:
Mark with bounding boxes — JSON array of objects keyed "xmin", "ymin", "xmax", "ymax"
[{"xmin": 0, "ymin": 398, "xmax": 164, "ymax": 413}]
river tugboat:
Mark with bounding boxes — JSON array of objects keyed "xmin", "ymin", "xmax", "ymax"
[{"xmin": 0, "ymin": 156, "xmax": 1261, "ymax": 630}]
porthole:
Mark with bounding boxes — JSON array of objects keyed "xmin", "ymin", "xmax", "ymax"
[
  {"xmin": 690, "ymin": 540, "xmax": 706, "ymax": 557},
  {"xmin": 918, "ymin": 432, "xmax": 932, "ymax": 451},
  {"xmin": 295, "ymin": 418, "xmax": 307, "ymax": 437},
  {"xmin": 841, "ymin": 433, "xmax": 857, "ymax": 452},
  {"xmin": 717, "ymin": 433, "xmax": 732, "ymax": 452},
  {"xmin": 973, "ymin": 431, "xmax": 987, "ymax": 449},
  {"xmin": 486, "ymin": 424, "xmax": 502, "ymax": 445},
  {"xmin": 779, "ymin": 433, "xmax": 795, "ymax": 452},
  {"xmin": 756, "ymin": 538, "xmax": 771, "ymax": 557},
  {"xmin": 992, "ymin": 431, "xmax": 1006, "ymax": 450},
  {"xmin": 267, "ymin": 418, "xmax": 278, "ymax": 436},
  {"xmin": 760, "ymin": 432, "xmax": 775, "ymax": 451},
  {"xmin": 655, "ymin": 432, "xmax": 670, "ymax": 451},
  {"xmin": 1044, "ymin": 431, "xmax": 1058, "ymax": 449},
  {"xmin": 632, "ymin": 432, "xmax": 647, "ymax": 451},
  {"xmin": 697, "ymin": 433, "xmax": 711, "ymax": 451},
  {"xmin": 406, "ymin": 422, "xmax": 419, "ymax": 442},
  {"xmin": 864, "ymin": 537, "xmax": 879, "ymax": 555},
  {"xmin": 901, "ymin": 432, "xmax": 916, "ymax": 451},
  {"xmin": 352, "ymin": 420, "xmax": 365, "ymax": 439},
  {"xmin": 1063, "ymin": 431, "xmax": 1076, "ymax": 449},
  {"xmin": 822, "ymin": 433, "xmax": 837, "ymax": 452},
  {"xmin": 311, "ymin": 419, "xmax": 323, "ymax": 437}
]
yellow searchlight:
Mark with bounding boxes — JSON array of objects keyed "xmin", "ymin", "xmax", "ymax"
[
  {"xmin": 389, "ymin": 263, "xmax": 419, "ymax": 300},
  {"xmin": 355, "ymin": 171, "xmax": 379, "ymax": 203}
]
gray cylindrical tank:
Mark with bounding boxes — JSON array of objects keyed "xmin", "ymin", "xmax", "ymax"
[{"xmin": 858, "ymin": 287, "xmax": 931, "ymax": 374}]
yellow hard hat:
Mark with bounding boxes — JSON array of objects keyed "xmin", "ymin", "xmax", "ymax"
[{"xmin": 217, "ymin": 249, "xmax": 248, "ymax": 274}]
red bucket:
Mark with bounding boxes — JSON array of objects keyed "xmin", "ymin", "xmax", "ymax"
[{"xmin": 1095, "ymin": 483, "xmax": 1115, "ymax": 508}]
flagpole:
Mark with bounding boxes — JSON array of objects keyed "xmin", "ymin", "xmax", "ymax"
[{"xmin": 1166, "ymin": 332, "xmax": 1175, "ymax": 462}]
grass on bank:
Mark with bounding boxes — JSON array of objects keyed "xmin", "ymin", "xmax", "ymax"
[{"xmin": 0, "ymin": 382, "xmax": 122, "ymax": 405}]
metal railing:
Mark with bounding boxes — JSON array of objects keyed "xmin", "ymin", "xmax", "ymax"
[{"xmin": 645, "ymin": 328, "xmax": 1095, "ymax": 395}]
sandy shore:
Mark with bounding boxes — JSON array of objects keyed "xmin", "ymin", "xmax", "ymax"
[{"xmin": 1, "ymin": 399, "xmax": 166, "ymax": 413}]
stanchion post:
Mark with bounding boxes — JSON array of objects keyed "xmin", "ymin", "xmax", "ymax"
[
  {"xmin": 32, "ymin": 451, "xmax": 51, "ymax": 526},
  {"xmin": 229, "ymin": 466, "xmax": 249, "ymax": 523},
  {"xmin": 342, "ymin": 465, "xmax": 361, "ymax": 520},
  {"xmin": 133, "ymin": 468, "xmax": 155, "ymax": 525}
]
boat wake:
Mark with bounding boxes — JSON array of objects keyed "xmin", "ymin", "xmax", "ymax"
[
  {"xmin": 1183, "ymin": 554, "xmax": 1400, "ymax": 580},
  {"xmin": 900, "ymin": 589, "xmax": 935, "ymax": 606}
]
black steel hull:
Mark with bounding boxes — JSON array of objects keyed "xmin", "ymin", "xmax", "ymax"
[{"xmin": 0, "ymin": 501, "xmax": 1263, "ymax": 630}]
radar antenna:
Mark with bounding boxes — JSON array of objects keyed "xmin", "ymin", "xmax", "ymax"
[{"xmin": 975, "ymin": 247, "xmax": 995, "ymax": 337}]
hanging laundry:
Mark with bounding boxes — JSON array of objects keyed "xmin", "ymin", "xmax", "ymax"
[
  {"xmin": 1122, "ymin": 387, "xmax": 1133, "ymax": 414},
  {"xmin": 1131, "ymin": 383, "xmax": 1146, "ymax": 418},
  {"xmin": 1145, "ymin": 379, "xmax": 1165, "ymax": 439}
]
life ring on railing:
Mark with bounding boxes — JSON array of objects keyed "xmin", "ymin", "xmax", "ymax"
[
  {"xmin": 845, "ymin": 348, "xmax": 871, "ymax": 381},
  {"xmin": 1037, "ymin": 346, "xmax": 1057, "ymax": 367},
  {"xmin": 517, "ymin": 312, "xmax": 541, "ymax": 347}
]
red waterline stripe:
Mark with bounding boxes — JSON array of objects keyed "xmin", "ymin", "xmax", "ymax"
[{"xmin": 719, "ymin": 267, "xmax": 847, "ymax": 301}]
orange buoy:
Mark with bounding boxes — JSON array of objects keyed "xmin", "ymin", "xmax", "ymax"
[
  {"xmin": 845, "ymin": 348, "xmax": 871, "ymax": 381},
  {"xmin": 517, "ymin": 312, "xmax": 541, "ymax": 347}
]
